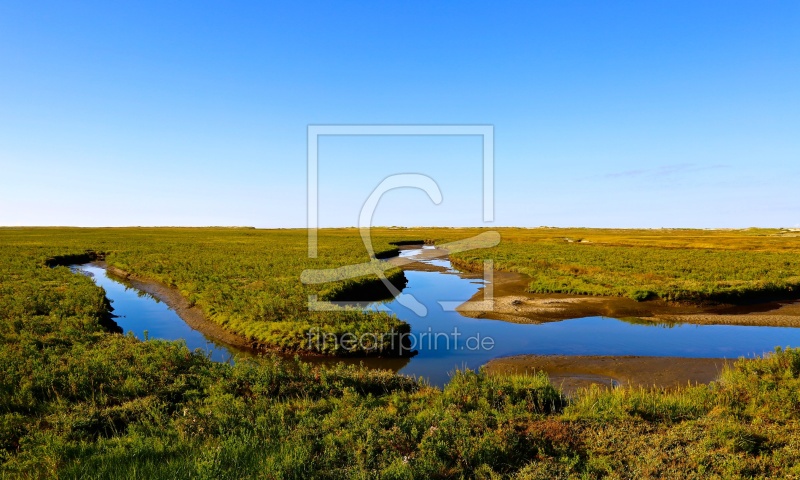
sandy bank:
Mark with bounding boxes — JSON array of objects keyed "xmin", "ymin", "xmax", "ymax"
[
  {"xmin": 484, "ymin": 354, "xmax": 736, "ymax": 395},
  {"xmin": 99, "ymin": 262, "xmax": 259, "ymax": 351},
  {"xmin": 456, "ymin": 268, "xmax": 800, "ymax": 327}
]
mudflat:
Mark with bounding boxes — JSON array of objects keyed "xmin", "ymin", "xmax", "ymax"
[
  {"xmin": 458, "ymin": 269, "xmax": 800, "ymax": 327},
  {"xmin": 100, "ymin": 262, "xmax": 259, "ymax": 351},
  {"xmin": 484, "ymin": 354, "xmax": 735, "ymax": 395}
]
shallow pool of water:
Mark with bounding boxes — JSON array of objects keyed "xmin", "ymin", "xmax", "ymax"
[
  {"xmin": 74, "ymin": 264, "xmax": 242, "ymax": 363},
  {"xmin": 367, "ymin": 247, "xmax": 800, "ymax": 386},
  {"xmin": 75, "ymin": 250, "xmax": 800, "ymax": 388}
]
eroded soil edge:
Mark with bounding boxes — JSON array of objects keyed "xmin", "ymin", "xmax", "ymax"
[{"xmin": 457, "ymin": 268, "xmax": 800, "ymax": 327}]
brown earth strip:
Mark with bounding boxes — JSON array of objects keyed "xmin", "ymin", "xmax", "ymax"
[
  {"xmin": 93, "ymin": 243, "xmax": 800, "ymax": 373},
  {"xmin": 484, "ymin": 355, "xmax": 736, "ymax": 395},
  {"xmin": 98, "ymin": 262, "xmax": 405, "ymax": 360},
  {"xmin": 394, "ymin": 245, "xmax": 800, "ymax": 326},
  {"xmin": 99, "ymin": 262, "xmax": 259, "ymax": 351},
  {"xmin": 457, "ymin": 268, "xmax": 800, "ymax": 327}
]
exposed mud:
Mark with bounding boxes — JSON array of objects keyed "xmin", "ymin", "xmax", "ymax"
[
  {"xmin": 76, "ymin": 244, "xmax": 800, "ymax": 387},
  {"xmin": 99, "ymin": 262, "xmax": 260, "ymax": 351},
  {"xmin": 98, "ymin": 262, "xmax": 410, "ymax": 358},
  {"xmin": 484, "ymin": 354, "xmax": 736, "ymax": 395},
  {"xmin": 457, "ymin": 268, "xmax": 800, "ymax": 327}
]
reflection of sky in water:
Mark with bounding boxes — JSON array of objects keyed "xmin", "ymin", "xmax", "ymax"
[
  {"xmin": 398, "ymin": 246, "xmax": 457, "ymax": 272},
  {"xmin": 374, "ymin": 249, "xmax": 800, "ymax": 387},
  {"xmin": 76, "ymin": 264, "xmax": 241, "ymax": 364},
  {"xmin": 76, "ymin": 250, "xmax": 800, "ymax": 389}
]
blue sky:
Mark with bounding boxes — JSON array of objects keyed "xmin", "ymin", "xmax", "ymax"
[{"xmin": 1, "ymin": 1, "xmax": 798, "ymax": 228}]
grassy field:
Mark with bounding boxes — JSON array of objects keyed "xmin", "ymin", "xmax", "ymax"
[
  {"xmin": 3, "ymin": 241, "xmax": 800, "ymax": 477},
  {"xmin": 450, "ymin": 227, "xmax": 800, "ymax": 303},
  {"xmin": 0, "ymin": 227, "xmax": 439, "ymax": 355},
  {"xmin": 2, "ymin": 227, "xmax": 800, "ymax": 358}
]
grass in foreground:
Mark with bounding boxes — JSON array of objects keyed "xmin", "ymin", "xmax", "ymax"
[{"xmin": 3, "ymin": 243, "xmax": 800, "ymax": 478}]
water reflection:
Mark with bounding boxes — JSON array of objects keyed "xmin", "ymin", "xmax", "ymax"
[
  {"xmin": 75, "ymin": 249, "xmax": 800, "ymax": 389},
  {"xmin": 366, "ymin": 247, "xmax": 800, "ymax": 387},
  {"xmin": 74, "ymin": 264, "xmax": 244, "ymax": 364}
]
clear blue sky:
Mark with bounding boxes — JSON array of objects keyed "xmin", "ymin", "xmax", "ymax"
[{"xmin": 1, "ymin": 1, "xmax": 798, "ymax": 228}]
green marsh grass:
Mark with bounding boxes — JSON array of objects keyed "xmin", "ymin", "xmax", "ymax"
[
  {"xmin": 450, "ymin": 227, "xmax": 800, "ymax": 303},
  {"xmin": 4, "ymin": 227, "xmax": 800, "ymax": 477}
]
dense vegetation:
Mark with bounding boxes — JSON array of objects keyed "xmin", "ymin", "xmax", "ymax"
[
  {"xmin": 2, "ymin": 228, "xmax": 438, "ymax": 356},
  {"xmin": 450, "ymin": 227, "xmax": 800, "ymax": 303},
  {"xmin": 3, "ymin": 236, "xmax": 800, "ymax": 477},
  {"xmin": 2, "ymin": 227, "xmax": 800, "ymax": 356}
]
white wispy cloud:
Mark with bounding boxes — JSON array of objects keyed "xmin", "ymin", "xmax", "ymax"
[{"xmin": 602, "ymin": 163, "xmax": 730, "ymax": 179}]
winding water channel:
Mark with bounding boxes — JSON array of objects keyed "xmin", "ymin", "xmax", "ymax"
[
  {"xmin": 75, "ymin": 246, "xmax": 800, "ymax": 387},
  {"xmin": 73, "ymin": 264, "xmax": 242, "ymax": 364}
]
